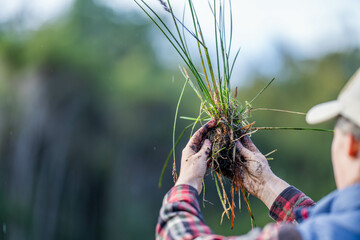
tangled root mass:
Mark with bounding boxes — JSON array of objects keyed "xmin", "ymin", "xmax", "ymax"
[{"xmin": 208, "ymin": 122, "xmax": 245, "ymax": 180}]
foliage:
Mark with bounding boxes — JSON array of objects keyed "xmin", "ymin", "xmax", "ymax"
[
  {"xmin": 135, "ymin": 0, "xmax": 333, "ymax": 229},
  {"xmin": 135, "ymin": 0, "xmax": 262, "ymax": 228},
  {"xmin": 0, "ymin": 0, "xmax": 359, "ymax": 238}
]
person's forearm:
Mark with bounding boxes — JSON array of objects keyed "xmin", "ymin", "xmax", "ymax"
[
  {"xmin": 258, "ymin": 174, "xmax": 290, "ymax": 209},
  {"xmin": 269, "ymin": 185, "xmax": 315, "ymax": 223},
  {"xmin": 156, "ymin": 185, "xmax": 214, "ymax": 239},
  {"xmin": 156, "ymin": 184, "xmax": 262, "ymax": 240}
]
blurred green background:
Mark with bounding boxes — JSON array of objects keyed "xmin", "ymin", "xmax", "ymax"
[{"xmin": 0, "ymin": 0, "xmax": 359, "ymax": 239}]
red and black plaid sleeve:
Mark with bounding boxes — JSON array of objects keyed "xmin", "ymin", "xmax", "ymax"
[
  {"xmin": 156, "ymin": 184, "xmax": 242, "ymax": 240},
  {"xmin": 156, "ymin": 184, "xmax": 284, "ymax": 240},
  {"xmin": 269, "ymin": 186, "xmax": 315, "ymax": 223}
]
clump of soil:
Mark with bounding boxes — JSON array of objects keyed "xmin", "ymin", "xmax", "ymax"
[{"xmin": 208, "ymin": 122, "xmax": 244, "ymax": 181}]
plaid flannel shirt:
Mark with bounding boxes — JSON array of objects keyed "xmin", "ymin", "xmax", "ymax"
[{"xmin": 156, "ymin": 184, "xmax": 315, "ymax": 240}]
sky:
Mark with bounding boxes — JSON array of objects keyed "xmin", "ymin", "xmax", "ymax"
[{"xmin": 1, "ymin": 0, "xmax": 360, "ymax": 81}]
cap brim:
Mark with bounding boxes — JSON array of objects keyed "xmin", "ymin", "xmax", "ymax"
[{"xmin": 306, "ymin": 100, "xmax": 341, "ymax": 125}]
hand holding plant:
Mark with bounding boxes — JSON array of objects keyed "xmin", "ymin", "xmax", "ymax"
[
  {"xmin": 236, "ymin": 136, "xmax": 290, "ymax": 209},
  {"xmin": 136, "ymin": 0, "xmax": 331, "ymax": 229},
  {"xmin": 175, "ymin": 119, "xmax": 216, "ymax": 194},
  {"xmin": 135, "ymin": 0, "xmax": 279, "ymax": 228}
]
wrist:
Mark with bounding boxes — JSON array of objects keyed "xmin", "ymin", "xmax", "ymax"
[
  {"xmin": 258, "ymin": 173, "xmax": 290, "ymax": 209},
  {"xmin": 175, "ymin": 177, "xmax": 202, "ymax": 194}
]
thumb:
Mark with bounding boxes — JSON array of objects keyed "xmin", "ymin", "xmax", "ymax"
[{"xmin": 196, "ymin": 139, "xmax": 212, "ymax": 160}]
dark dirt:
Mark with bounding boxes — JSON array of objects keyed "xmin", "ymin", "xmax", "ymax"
[{"xmin": 208, "ymin": 122, "xmax": 244, "ymax": 180}]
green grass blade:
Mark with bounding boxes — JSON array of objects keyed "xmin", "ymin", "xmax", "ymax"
[
  {"xmin": 202, "ymin": 179, "xmax": 206, "ymax": 207},
  {"xmin": 187, "ymin": 0, "xmax": 214, "ymax": 103},
  {"xmin": 166, "ymin": 0, "xmax": 190, "ymax": 52},
  {"xmin": 214, "ymin": 173, "xmax": 229, "ymax": 220},
  {"xmin": 180, "ymin": 116, "xmax": 209, "ymax": 121},
  {"xmin": 252, "ymin": 108, "xmax": 306, "ymax": 115},
  {"xmin": 158, "ymin": 123, "xmax": 193, "ymax": 188},
  {"xmin": 165, "ymin": 0, "xmax": 206, "ymax": 48},
  {"xmin": 227, "ymin": 0, "xmax": 233, "ymax": 56},
  {"xmin": 209, "ymin": 0, "xmax": 222, "ymax": 85},
  {"xmin": 135, "ymin": 0, "xmax": 193, "ymax": 70},
  {"xmin": 244, "ymin": 193, "xmax": 256, "ymax": 228},
  {"xmin": 181, "ymin": 2, "xmax": 192, "ymax": 62},
  {"xmin": 180, "ymin": 68, "xmax": 215, "ymax": 114},
  {"xmin": 171, "ymin": 9, "xmax": 206, "ymax": 48},
  {"xmin": 172, "ymin": 77, "xmax": 190, "ymax": 181},
  {"xmin": 253, "ymin": 127, "xmax": 333, "ymax": 132},
  {"xmin": 249, "ymin": 78, "xmax": 275, "ymax": 105},
  {"xmin": 190, "ymin": 104, "xmax": 205, "ymax": 137},
  {"xmin": 136, "ymin": 0, "xmax": 185, "ymax": 53},
  {"xmin": 229, "ymin": 48, "xmax": 241, "ymax": 78},
  {"xmin": 136, "ymin": 0, "xmax": 209, "ymax": 96}
]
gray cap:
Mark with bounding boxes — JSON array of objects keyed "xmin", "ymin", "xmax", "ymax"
[{"xmin": 306, "ymin": 68, "xmax": 360, "ymax": 127}]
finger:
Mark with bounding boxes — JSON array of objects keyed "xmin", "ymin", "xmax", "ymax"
[
  {"xmin": 194, "ymin": 139, "xmax": 212, "ymax": 161},
  {"xmin": 186, "ymin": 119, "xmax": 216, "ymax": 152},
  {"xmin": 200, "ymin": 139, "xmax": 212, "ymax": 157},
  {"xmin": 241, "ymin": 135, "xmax": 260, "ymax": 153},
  {"xmin": 236, "ymin": 140, "xmax": 253, "ymax": 159}
]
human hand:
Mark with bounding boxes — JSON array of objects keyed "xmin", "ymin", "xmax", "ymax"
[
  {"xmin": 236, "ymin": 136, "xmax": 289, "ymax": 208},
  {"xmin": 175, "ymin": 119, "xmax": 217, "ymax": 194},
  {"xmin": 236, "ymin": 136, "xmax": 272, "ymax": 198}
]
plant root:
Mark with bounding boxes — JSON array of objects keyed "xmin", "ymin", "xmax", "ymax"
[{"xmin": 208, "ymin": 121, "xmax": 256, "ymax": 229}]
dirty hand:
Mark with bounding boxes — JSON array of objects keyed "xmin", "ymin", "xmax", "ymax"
[
  {"xmin": 236, "ymin": 136, "xmax": 289, "ymax": 209},
  {"xmin": 175, "ymin": 119, "xmax": 217, "ymax": 194}
]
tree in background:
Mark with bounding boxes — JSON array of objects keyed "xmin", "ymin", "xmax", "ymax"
[{"xmin": 0, "ymin": 0, "xmax": 359, "ymax": 239}]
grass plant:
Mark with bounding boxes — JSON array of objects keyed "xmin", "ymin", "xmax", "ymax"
[{"xmin": 135, "ymin": 0, "xmax": 332, "ymax": 229}]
